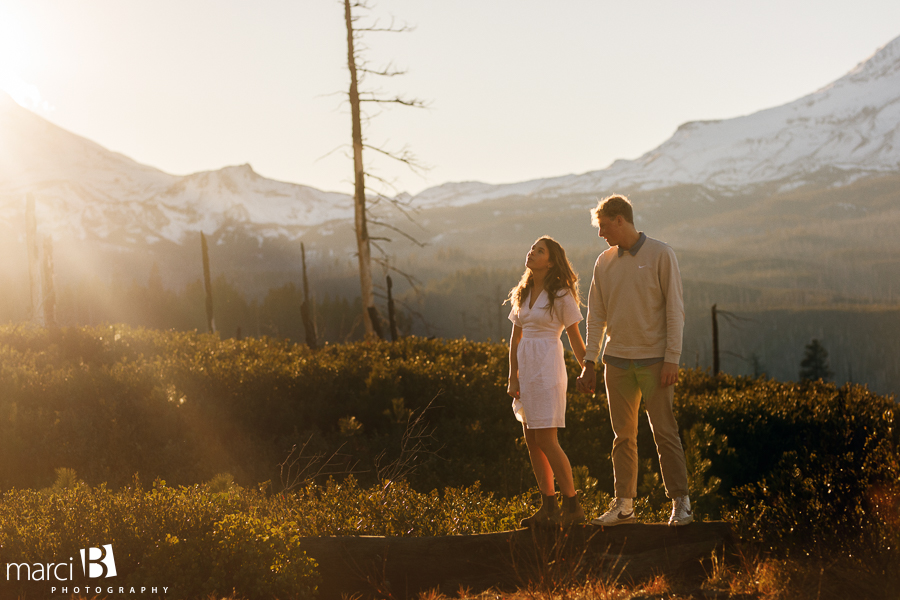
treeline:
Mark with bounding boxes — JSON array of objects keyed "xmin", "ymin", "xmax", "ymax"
[
  {"xmin": 3, "ymin": 262, "xmax": 900, "ymax": 394},
  {"xmin": 0, "ymin": 266, "xmax": 379, "ymax": 344}
]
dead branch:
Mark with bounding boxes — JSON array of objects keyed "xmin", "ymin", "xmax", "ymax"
[
  {"xmin": 368, "ymin": 198, "xmax": 426, "ymax": 226},
  {"xmin": 279, "ymin": 436, "xmax": 365, "ymax": 492},
  {"xmin": 367, "ymin": 218, "xmax": 427, "ymax": 247},
  {"xmin": 359, "ymin": 62, "xmax": 408, "ymax": 77},
  {"xmin": 374, "ymin": 395, "xmax": 445, "ymax": 487},
  {"xmin": 359, "ymin": 95, "xmax": 429, "ymax": 109},
  {"xmin": 362, "ymin": 142, "xmax": 430, "ymax": 173}
]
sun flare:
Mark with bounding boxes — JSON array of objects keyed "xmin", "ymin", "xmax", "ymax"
[{"xmin": 0, "ymin": 5, "xmax": 48, "ymax": 109}]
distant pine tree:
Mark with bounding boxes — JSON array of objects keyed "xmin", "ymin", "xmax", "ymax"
[{"xmin": 799, "ymin": 338, "xmax": 834, "ymax": 382}]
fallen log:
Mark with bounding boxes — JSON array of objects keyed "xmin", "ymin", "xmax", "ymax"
[{"xmin": 299, "ymin": 522, "xmax": 735, "ymax": 599}]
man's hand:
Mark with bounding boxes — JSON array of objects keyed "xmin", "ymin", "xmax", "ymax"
[
  {"xmin": 507, "ymin": 377, "xmax": 520, "ymax": 399},
  {"xmin": 576, "ymin": 363, "xmax": 597, "ymax": 394},
  {"xmin": 660, "ymin": 362, "xmax": 679, "ymax": 387}
]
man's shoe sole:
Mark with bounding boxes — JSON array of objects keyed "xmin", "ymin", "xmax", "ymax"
[
  {"xmin": 591, "ymin": 514, "xmax": 635, "ymax": 526},
  {"xmin": 668, "ymin": 515, "xmax": 694, "ymax": 526}
]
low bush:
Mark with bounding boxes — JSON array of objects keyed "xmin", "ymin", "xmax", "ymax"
[
  {"xmin": 0, "ymin": 479, "xmax": 319, "ymax": 600},
  {"xmin": 676, "ymin": 370, "xmax": 900, "ymax": 552},
  {"xmin": 0, "ymin": 325, "xmax": 528, "ymax": 494},
  {"xmin": 0, "ymin": 325, "xmax": 897, "ymax": 557}
]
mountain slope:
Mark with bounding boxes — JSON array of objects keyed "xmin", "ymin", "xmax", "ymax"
[
  {"xmin": 0, "ymin": 92, "xmax": 353, "ymax": 243},
  {"xmin": 2, "ymin": 34, "xmax": 899, "ymax": 243},
  {"xmin": 411, "ymin": 34, "xmax": 900, "ymax": 208}
]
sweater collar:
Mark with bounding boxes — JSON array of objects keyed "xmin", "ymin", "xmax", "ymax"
[{"xmin": 617, "ymin": 232, "xmax": 647, "ymax": 257}]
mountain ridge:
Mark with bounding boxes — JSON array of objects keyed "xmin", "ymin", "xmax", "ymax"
[
  {"xmin": 0, "ymin": 94, "xmax": 353, "ymax": 243},
  {"xmin": 1, "ymin": 34, "xmax": 899, "ymax": 243},
  {"xmin": 411, "ymin": 34, "xmax": 900, "ymax": 208}
]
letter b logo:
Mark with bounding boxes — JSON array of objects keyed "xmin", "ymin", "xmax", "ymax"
[{"xmin": 80, "ymin": 544, "xmax": 117, "ymax": 578}]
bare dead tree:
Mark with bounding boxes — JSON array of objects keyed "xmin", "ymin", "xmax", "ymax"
[
  {"xmin": 711, "ymin": 304, "xmax": 756, "ymax": 375},
  {"xmin": 41, "ymin": 236, "xmax": 56, "ymax": 328},
  {"xmin": 386, "ymin": 274, "xmax": 398, "ymax": 341},
  {"xmin": 201, "ymin": 232, "xmax": 215, "ymax": 334},
  {"xmin": 343, "ymin": 0, "xmax": 428, "ymax": 338},
  {"xmin": 711, "ymin": 304, "xmax": 719, "ymax": 375},
  {"xmin": 25, "ymin": 194, "xmax": 41, "ymax": 325},
  {"xmin": 300, "ymin": 242, "xmax": 318, "ymax": 349}
]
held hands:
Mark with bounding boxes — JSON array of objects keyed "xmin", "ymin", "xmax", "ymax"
[
  {"xmin": 576, "ymin": 364, "xmax": 596, "ymax": 394},
  {"xmin": 507, "ymin": 377, "xmax": 520, "ymax": 399},
  {"xmin": 575, "ymin": 361, "xmax": 678, "ymax": 391}
]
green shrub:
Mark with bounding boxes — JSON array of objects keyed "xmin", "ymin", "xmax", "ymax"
[
  {"xmin": 0, "ymin": 326, "xmax": 529, "ymax": 494},
  {"xmin": 278, "ymin": 476, "xmax": 532, "ymax": 537},
  {"xmin": 1, "ymin": 325, "xmax": 897, "ymax": 555},
  {"xmin": 676, "ymin": 369, "xmax": 900, "ymax": 550},
  {"xmin": 0, "ymin": 479, "xmax": 319, "ymax": 600}
]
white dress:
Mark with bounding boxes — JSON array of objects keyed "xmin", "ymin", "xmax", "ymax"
[{"xmin": 508, "ymin": 289, "xmax": 583, "ymax": 429}]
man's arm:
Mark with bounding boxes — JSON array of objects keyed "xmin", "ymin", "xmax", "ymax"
[
  {"xmin": 659, "ymin": 246, "xmax": 684, "ymax": 386},
  {"xmin": 660, "ymin": 246, "xmax": 684, "ymax": 367},
  {"xmin": 583, "ymin": 258, "xmax": 607, "ymax": 363}
]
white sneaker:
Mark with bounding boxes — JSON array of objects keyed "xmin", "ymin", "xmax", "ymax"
[
  {"xmin": 591, "ymin": 498, "xmax": 635, "ymax": 526},
  {"xmin": 669, "ymin": 495, "xmax": 693, "ymax": 526}
]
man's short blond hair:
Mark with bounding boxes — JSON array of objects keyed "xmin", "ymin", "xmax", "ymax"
[{"xmin": 591, "ymin": 195, "xmax": 634, "ymax": 227}]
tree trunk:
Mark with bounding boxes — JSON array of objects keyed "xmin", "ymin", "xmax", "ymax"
[
  {"xmin": 201, "ymin": 232, "xmax": 215, "ymax": 334},
  {"xmin": 300, "ymin": 242, "xmax": 318, "ymax": 349},
  {"xmin": 344, "ymin": 0, "xmax": 377, "ymax": 337},
  {"xmin": 25, "ymin": 194, "xmax": 42, "ymax": 326},
  {"xmin": 41, "ymin": 235, "xmax": 56, "ymax": 328},
  {"xmin": 711, "ymin": 304, "xmax": 719, "ymax": 376},
  {"xmin": 387, "ymin": 275, "xmax": 398, "ymax": 341}
]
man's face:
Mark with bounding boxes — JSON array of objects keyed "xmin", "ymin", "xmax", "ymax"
[{"xmin": 596, "ymin": 213, "xmax": 623, "ymax": 247}]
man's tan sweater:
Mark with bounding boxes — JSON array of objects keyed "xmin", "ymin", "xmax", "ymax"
[{"xmin": 584, "ymin": 234, "xmax": 684, "ymax": 365}]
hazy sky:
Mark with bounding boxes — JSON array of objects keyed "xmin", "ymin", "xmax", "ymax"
[{"xmin": 2, "ymin": 1, "xmax": 900, "ymax": 197}]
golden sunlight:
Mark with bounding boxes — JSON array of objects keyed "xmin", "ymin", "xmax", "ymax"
[{"xmin": 0, "ymin": 5, "xmax": 47, "ymax": 109}]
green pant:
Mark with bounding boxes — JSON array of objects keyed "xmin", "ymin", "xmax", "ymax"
[{"xmin": 604, "ymin": 361, "xmax": 689, "ymax": 499}]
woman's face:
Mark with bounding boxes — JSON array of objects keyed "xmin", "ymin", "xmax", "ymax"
[{"xmin": 525, "ymin": 240, "xmax": 553, "ymax": 273}]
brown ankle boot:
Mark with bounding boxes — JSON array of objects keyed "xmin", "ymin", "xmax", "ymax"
[
  {"xmin": 519, "ymin": 493, "xmax": 558, "ymax": 528},
  {"xmin": 556, "ymin": 492, "xmax": 585, "ymax": 526}
]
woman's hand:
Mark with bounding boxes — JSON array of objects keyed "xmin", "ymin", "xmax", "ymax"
[
  {"xmin": 576, "ymin": 364, "xmax": 596, "ymax": 394},
  {"xmin": 507, "ymin": 377, "xmax": 520, "ymax": 399}
]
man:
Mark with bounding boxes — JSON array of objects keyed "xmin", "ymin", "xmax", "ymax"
[{"xmin": 575, "ymin": 195, "xmax": 692, "ymax": 527}]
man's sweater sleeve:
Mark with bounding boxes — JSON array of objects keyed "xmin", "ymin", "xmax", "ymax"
[
  {"xmin": 661, "ymin": 246, "xmax": 684, "ymax": 365},
  {"xmin": 584, "ymin": 258, "xmax": 607, "ymax": 363}
]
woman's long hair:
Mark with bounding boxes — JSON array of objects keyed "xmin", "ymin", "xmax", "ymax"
[{"xmin": 506, "ymin": 236, "xmax": 581, "ymax": 315}]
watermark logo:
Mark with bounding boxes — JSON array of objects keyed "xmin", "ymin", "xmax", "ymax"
[
  {"xmin": 81, "ymin": 544, "xmax": 117, "ymax": 578},
  {"xmin": 5, "ymin": 543, "xmax": 167, "ymax": 595},
  {"xmin": 5, "ymin": 544, "xmax": 116, "ymax": 581}
]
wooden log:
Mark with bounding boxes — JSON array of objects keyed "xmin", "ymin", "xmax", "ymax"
[{"xmin": 299, "ymin": 522, "xmax": 734, "ymax": 599}]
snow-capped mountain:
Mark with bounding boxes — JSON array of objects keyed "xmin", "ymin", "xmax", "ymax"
[
  {"xmin": 0, "ymin": 92, "xmax": 353, "ymax": 243},
  {"xmin": 411, "ymin": 34, "xmax": 900, "ymax": 208},
  {"xmin": 2, "ymin": 34, "xmax": 899, "ymax": 244}
]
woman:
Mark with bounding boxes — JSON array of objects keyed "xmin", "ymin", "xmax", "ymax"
[{"xmin": 507, "ymin": 236, "xmax": 586, "ymax": 527}]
